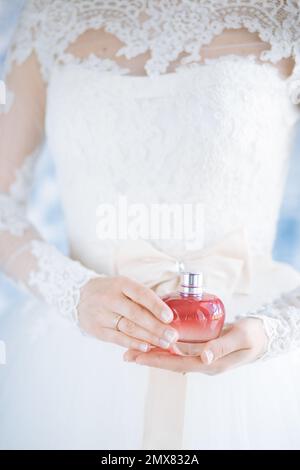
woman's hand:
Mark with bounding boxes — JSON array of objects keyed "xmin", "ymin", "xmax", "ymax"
[
  {"xmin": 78, "ymin": 276, "xmax": 179, "ymax": 352},
  {"xmin": 123, "ymin": 318, "xmax": 268, "ymax": 374}
]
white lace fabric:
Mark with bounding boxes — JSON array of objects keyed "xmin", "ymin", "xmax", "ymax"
[
  {"xmin": 238, "ymin": 286, "xmax": 300, "ymax": 360},
  {"xmin": 5, "ymin": 0, "xmax": 300, "ymax": 103},
  {"xmin": 1, "ymin": 0, "xmax": 300, "ymax": 349}
]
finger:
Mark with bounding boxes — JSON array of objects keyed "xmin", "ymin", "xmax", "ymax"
[
  {"xmin": 126, "ymin": 350, "xmax": 202, "ymax": 373},
  {"xmin": 117, "ymin": 317, "xmax": 176, "ymax": 350},
  {"xmin": 95, "ymin": 326, "xmax": 152, "ymax": 352},
  {"xmin": 121, "ymin": 278, "xmax": 174, "ymax": 323},
  {"xmin": 123, "ymin": 341, "xmax": 203, "ymax": 360},
  {"xmin": 113, "ymin": 296, "xmax": 179, "ymax": 347},
  {"xmin": 123, "ymin": 347, "xmax": 168, "ymax": 362},
  {"xmin": 124, "ymin": 348, "xmax": 252, "ymax": 375},
  {"xmin": 200, "ymin": 327, "xmax": 248, "ymax": 364},
  {"xmin": 207, "ymin": 349, "xmax": 253, "ymax": 374},
  {"xmin": 123, "ymin": 349, "xmax": 142, "ymax": 362}
]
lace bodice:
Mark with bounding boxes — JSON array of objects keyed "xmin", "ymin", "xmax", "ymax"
[
  {"xmin": 47, "ymin": 55, "xmax": 298, "ymax": 258},
  {"xmin": 1, "ymin": 0, "xmax": 300, "ymax": 360},
  {"xmin": 5, "ymin": 0, "xmax": 300, "ymax": 101}
]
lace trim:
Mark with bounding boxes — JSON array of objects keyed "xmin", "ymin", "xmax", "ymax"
[
  {"xmin": 239, "ymin": 285, "xmax": 300, "ymax": 360},
  {"xmin": 9, "ymin": 149, "xmax": 40, "ymax": 203},
  {"xmin": 28, "ymin": 240, "xmax": 99, "ymax": 323},
  {"xmin": 0, "ymin": 149, "xmax": 40, "ymax": 237},
  {"xmin": 59, "ymin": 53, "xmax": 131, "ymax": 75},
  {"xmin": 6, "ymin": 0, "xmax": 300, "ymax": 103},
  {"xmin": 0, "ymin": 193, "xmax": 30, "ymax": 237}
]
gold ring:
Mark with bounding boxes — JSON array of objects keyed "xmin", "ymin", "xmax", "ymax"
[{"xmin": 114, "ymin": 314, "xmax": 123, "ymax": 332}]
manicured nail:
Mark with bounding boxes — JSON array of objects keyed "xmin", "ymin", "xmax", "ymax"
[
  {"xmin": 159, "ymin": 338, "xmax": 170, "ymax": 349},
  {"xmin": 202, "ymin": 350, "xmax": 214, "ymax": 364},
  {"xmin": 161, "ymin": 309, "xmax": 173, "ymax": 323},
  {"xmin": 164, "ymin": 329, "xmax": 178, "ymax": 343},
  {"xmin": 124, "ymin": 356, "xmax": 134, "ymax": 362},
  {"xmin": 139, "ymin": 343, "xmax": 149, "ymax": 352}
]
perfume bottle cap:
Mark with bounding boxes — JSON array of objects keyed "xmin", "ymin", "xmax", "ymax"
[{"xmin": 179, "ymin": 271, "xmax": 203, "ymax": 295}]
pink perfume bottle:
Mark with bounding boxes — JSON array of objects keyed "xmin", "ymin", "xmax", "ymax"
[{"xmin": 162, "ymin": 272, "xmax": 225, "ymax": 351}]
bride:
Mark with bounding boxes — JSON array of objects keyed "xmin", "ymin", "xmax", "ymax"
[{"xmin": 1, "ymin": 0, "xmax": 300, "ymax": 450}]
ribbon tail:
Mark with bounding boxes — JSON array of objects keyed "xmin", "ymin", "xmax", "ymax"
[{"xmin": 142, "ymin": 368, "xmax": 187, "ymax": 450}]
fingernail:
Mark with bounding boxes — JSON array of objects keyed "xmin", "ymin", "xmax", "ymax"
[
  {"xmin": 138, "ymin": 343, "xmax": 149, "ymax": 352},
  {"xmin": 164, "ymin": 329, "xmax": 178, "ymax": 343},
  {"xmin": 161, "ymin": 309, "xmax": 173, "ymax": 323},
  {"xmin": 159, "ymin": 338, "xmax": 170, "ymax": 349},
  {"xmin": 202, "ymin": 350, "xmax": 214, "ymax": 364},
  {"xmin": 124, "ymin": 356, "xmax": 134, "ymax": 362}
]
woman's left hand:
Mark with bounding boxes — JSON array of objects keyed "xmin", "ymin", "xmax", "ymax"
[{"xmin": 123, "ymin": 318, "xmax": 268, "ymax": 375}]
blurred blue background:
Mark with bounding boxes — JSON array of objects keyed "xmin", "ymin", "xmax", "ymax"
[{"xmin": 1, "ymin": 0, "xmax": 300, "ymax": 312}]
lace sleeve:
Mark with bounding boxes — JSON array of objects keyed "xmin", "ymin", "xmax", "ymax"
[
  {"xmin": 0, "ymin": 6, "xmax": 99, "ymax": 325},
  {"xmin": 237, "ymin": 286, "xmax": 300, "ymax": 360}
]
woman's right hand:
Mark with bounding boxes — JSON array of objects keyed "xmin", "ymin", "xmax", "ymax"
[{"xmin": 77, "ymin": 276, "xmax": 179, "ymax": 352}]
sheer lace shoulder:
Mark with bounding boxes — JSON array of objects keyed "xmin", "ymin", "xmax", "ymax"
[{"xmin": 6, "ymin": 0, "xmax": 300, "ymax": 103}]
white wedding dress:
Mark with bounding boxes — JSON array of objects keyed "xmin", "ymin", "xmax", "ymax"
[{"xmin": 1, "ymin": 0, "xmax": 300, "ymax": 450}]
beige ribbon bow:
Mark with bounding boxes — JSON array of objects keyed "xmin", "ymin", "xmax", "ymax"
[{"xmin": 115, "ymin": 228, "xmax": 252, "ymax": 299}]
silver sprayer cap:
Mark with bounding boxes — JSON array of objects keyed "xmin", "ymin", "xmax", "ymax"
[{"xmin": 179, "ymin": 272, "xmax": 203, "ymax": 295}]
